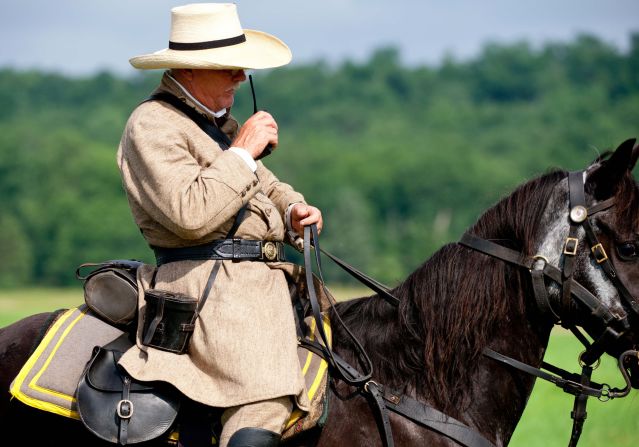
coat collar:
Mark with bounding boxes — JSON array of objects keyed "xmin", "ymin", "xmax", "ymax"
[{"xmin": 156, "ymin": 71, "xmax": 239, "ymax": 139}]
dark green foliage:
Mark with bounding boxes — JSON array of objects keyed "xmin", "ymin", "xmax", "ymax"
[{"xmin": 0, "ymin": 34, "xmax": 637, "ymax": 287}]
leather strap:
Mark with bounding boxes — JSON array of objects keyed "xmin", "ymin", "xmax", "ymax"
[
  {"xmin": 458, "ymin": 233, "xmax": 622, "ymax": 326},
  {"xmin": 142, "ymin": 296, "xmax": 165, "ymax": 347},
  {"xmin": 381, "ymin": 388, "xmax": 495, "ymax": 447},
  {"xmin": 119, "ymin": 375, "xmax": 132, "ymax": 445},
  {"xmin": 147, "ymin": 92, "xmax": 232, "ymax": 148},
  {"xmin": 531, "ymin": 259, "xmax": 560, "ymax": 321},
  {"xmin": 152, "ymin": 239, "xmax": 285, "ymax": 266},
  {"xmin": 484, "ymin": 348, "xmax": 605, "ymax": 398},
  {"xmin": 147, "ymin": 205, "xmax": 249, "ymax": 347},
  {"xmin": 568, "ymin": 366, "xmax": 592, "ymax": 447},
  {"xmin": 304, "ymin": 225, "xmax": 373, "ymax": 386},
  {"xmin": 365, "ymin": 382, "xmax": 394, "ymax": 447},
  {"xmin": 189, "ymin": 205, "xmax": 248, "ymax": 327},
  {"xmin": 301, "ymin": 226, "xmax": 495, "ymax": 447},
  {"xmin": 317, "ymin": 247, "xmax": 400, "ymax": 306}
]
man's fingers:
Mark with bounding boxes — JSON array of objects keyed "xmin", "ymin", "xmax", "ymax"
[
  {"xmin": 249, "ymin": 111, "xmax": 278, "ymax": 130},
  {"xmin": 293, "ymin": 204, "xmax": 309, "ymax": 219}
]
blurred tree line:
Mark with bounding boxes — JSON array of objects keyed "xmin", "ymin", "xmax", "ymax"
[{"xmin": 0, "ymin": 33, "xmax": 637, "ymax": 288}]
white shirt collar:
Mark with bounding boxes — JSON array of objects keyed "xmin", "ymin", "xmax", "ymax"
[{"xmin": 166, "ymin": 72, "xmax": 227, "ymax": 118}]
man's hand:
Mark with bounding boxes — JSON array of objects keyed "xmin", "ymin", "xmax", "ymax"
[
  {"xmin": 232, "ymin": 111, "xmax": 278, "ymax": 159},
  {"xmin": 291, "ymin": 203, "xmax": 323, "ymax": 236}
]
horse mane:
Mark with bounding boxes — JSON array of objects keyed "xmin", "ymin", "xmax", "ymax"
[{"xmin": 333, "ymin": 168, "xmax": 568, "ymax": 412}]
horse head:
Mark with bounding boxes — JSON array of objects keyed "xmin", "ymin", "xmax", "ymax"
[
  {"xmin": 575, "ymin": 138, "xmax": 639, "ymax": 386},
  {"xmin": 532, "ymin": 138, "xmax": 639, "ymax": 389}
]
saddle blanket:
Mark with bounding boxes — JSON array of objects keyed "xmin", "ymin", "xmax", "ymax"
[{"xmin": 9, "ymin": 304, "xmax": 331, "ymax": 440}]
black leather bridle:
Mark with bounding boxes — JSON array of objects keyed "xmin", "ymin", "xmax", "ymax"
[
  {"xmin": 301, "ymin": 170, "xmax": 637, "ymax": 447},
  {"xmin": 459, "ymin": 169, "xmax": 637, "ymax": 446}
]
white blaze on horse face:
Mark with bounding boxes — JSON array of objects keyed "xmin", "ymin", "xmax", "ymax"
[
  {"xmin": 535, "ymin": 176, "xmax": 624, "ymax": 313},
  {"xmin": 585, "ymin": 221, "xmax": 623, "ymax": 312},
  {"xmin": 536, "ymin": 181, "xmax": 570, "ymax": 270}
]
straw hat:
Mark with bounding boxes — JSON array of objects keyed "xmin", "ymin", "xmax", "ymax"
[{"xmin": 129, "ymin": 3, "xmax": 292, "ymax": 70}]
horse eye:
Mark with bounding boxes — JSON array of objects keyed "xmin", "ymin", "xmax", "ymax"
[{"xmin": 617, "ymin": 242, "xmax": 638, "ymax": 260}]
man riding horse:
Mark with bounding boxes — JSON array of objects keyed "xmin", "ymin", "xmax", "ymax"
[{"xmin": 117, "ymin": 3, "xmax": 322, "ymax": 446}]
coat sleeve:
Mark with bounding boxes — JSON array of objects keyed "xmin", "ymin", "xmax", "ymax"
[
  {"xmin": 255, "ymin": 161, "xmax": 306, "ymax": 218},
  {"xmin": 118, "ymin": 104, "xmax": 261, "ymax": 240}
]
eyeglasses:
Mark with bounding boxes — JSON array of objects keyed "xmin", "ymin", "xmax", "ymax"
[{"xmin": 221, "ymin": 68, "xmax": 246, "ymax": 77}]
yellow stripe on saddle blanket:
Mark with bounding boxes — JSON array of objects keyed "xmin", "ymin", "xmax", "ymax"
[
  {"xmin": 9, "ymin": 305, "xmax": 124, "ymax": 419},
  {"xmin": 282, "ymin": 313, "xmax": 332, "ymax": 440},
  {"xmin": 9, "ymin": 304, "xmax": 333, "ymax": 438}
]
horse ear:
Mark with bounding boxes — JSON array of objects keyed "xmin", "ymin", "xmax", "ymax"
[{"xmin": 587, "ymin": 137, "xmax": 636, "ymax": 199}]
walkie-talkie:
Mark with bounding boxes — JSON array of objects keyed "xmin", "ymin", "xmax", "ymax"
[{"xmin": 249, "ymin": 74, "xmax": 272, "ymax": 160}]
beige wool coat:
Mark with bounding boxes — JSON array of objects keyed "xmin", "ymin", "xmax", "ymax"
[{"xmin": 116, "ymin": 72, "xmax": 310, "ymax": 412}]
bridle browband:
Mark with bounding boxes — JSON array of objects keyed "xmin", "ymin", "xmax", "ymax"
[{"xmin": 300, "ymin": 169, "xmax": 637, "ymax": 447}]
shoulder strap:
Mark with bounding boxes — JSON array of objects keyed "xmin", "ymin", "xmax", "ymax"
[
  {"xmin": 144, "ymin": 92, "xmax": 249, "ymax": 323},
  {"xmin": 191, "ymin": 204, "xmax": 248, "ymax": 323},
  {"xmin": 146, "ymin": 92, "xmax": 232, "ymax": 148}
]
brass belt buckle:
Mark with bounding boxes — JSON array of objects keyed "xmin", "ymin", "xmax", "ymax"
[{"xmin": 262, "ymin": 241, "xmax": 278, "ymax": 261}]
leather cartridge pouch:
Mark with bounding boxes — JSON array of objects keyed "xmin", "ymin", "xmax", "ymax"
[
  {"xmin": 76, "ymin": 335, "xmax": 180, "ymax": 445},
  {"xmin": 76, "ymin": 260, "xmax": 143, "ymax": 327},
  {"xmin": 141, "ymin": 289, "xmax": 199, "ymax": 355},
  {"xmin": 141, "ymin": 205, "xmax": 244, "ymax": 355}
]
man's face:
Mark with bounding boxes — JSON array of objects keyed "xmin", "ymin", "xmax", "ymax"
[{"xmin": 187, "ymin": 69, "xmax": 247, "ymax": 112}]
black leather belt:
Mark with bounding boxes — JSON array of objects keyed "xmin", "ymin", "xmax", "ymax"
[{"xmin": 152, "ymin": 239, "xmax": 286, "ymax": 266}]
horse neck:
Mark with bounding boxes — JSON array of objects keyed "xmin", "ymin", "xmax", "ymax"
[
  {"xmin": 330, "ymin": 252, "xmax": 552, "ymax": 445},
  {"xmin": 327, "ymin": 173, "xmax": 565, "ymax": 442},
  {"xmin": 443, "ymin": 172, "xmax": 561, "ymax": 432}
]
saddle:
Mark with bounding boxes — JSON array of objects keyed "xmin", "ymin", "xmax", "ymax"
[
  {"xmin": 10, "ymin": 263, "xmax": 331, "ymax": 445},
  {"xmin": 76, "ymin": 334, "xmax": 180, "ymax": 445}
]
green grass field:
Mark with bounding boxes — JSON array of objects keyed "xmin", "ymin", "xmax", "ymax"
[{"xmin": 1, "ymin": 287, "xmax": 637, "ymax": 445}]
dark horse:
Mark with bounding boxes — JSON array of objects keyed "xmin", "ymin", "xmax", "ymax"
[{"xmin": 1, "ymin": 139, "xmax": 638, "ymax": 446}]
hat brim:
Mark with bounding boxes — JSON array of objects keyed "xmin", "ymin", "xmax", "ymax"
[{"xmin": 129, "ymin": 30, "xmax": 291, "ymax": 70}]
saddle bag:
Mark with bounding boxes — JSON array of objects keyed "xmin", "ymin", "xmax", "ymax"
[
  {"xmin": 76, "ymin": 260, "xmax": 143, "ymax": 327},
  {"xmin": 141, "ymin": 289, "xmax": 199, "ymax": 355},
  {"xmin": 76, "ymin": 335, "xmax": 180, "ymax": 445}
]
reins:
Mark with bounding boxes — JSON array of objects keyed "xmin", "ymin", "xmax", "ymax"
[
  {"xmin": 302, "ymin": 225, "xmax": 495, "ymax": 447},
  {"xmin": 301, "ymin": 169, "xmax": 637, "ymax": 447}
]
